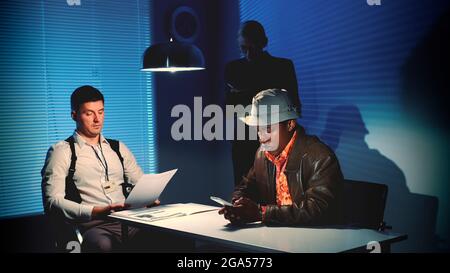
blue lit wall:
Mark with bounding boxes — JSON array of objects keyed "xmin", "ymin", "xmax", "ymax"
[
  {"xmin": 0, "ymin": 0, "xmax": 157, "ymax": 218},
  {"xmin": 238, "ymin": 0, "xmax": 450, "ymax": 251}
]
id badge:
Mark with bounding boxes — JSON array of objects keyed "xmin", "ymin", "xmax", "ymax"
[{"xmin": 103, "ymin": 180, "xmax": 118, "ymax": 194}]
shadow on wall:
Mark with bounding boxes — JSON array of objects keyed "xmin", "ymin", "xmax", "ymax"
[{"xmin": 320, "ymin": 105, "xmax": 440, "ymax": 252}]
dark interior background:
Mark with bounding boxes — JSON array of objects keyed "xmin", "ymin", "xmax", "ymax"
[{"xmin": 1, "ymin": 0, "xmax": 449, "ymax": 252}]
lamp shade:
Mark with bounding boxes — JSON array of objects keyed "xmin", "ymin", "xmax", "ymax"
[{"xmin": 142, "ymin": 41, "xmax": 205, "ymax": 72}]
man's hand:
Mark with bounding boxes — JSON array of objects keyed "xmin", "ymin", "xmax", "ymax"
[
  {"xmin": 218, "ymin": 197, "xmax": 261, "ymax": 224},
  {"xmin": 91, "ymin": 203, "xmax": 129, "ymax": 219},
  {"xmin": 219, "ymin": 206, "xmax": 243, "ymax": 225},
  {"xmin": 218, "ymin": 198, "xmax": 238, "ymax": 222},
  {"xmin": 233, "ymin": 197, "xmax": 262, "ymax": 222}
]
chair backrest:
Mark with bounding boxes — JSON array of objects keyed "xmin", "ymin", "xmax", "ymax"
[{"xmin": 343, "ymin": 179, "xmax": 388, "ymax": 230}]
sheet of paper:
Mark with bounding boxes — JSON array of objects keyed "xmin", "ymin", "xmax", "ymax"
[
  {"xmin": 112, "ymin": 203, "xmax": 218, "ymax": 222},
  {"xmin": 125, "ymin": 169, "xmax": 177, "ymax": 208}
]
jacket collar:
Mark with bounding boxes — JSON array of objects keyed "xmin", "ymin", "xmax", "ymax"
[{"xmin": 284, "ymin": 125, "xmax": 308, "ymax": 173}]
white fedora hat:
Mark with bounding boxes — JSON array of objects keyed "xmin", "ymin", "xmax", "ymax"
[{"xmin": 239, "ymin": 88, "xmax": 299, "ymax": 126}]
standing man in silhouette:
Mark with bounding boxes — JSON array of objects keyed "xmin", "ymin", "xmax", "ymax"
[{"xmin": 225, "ymin": 20, "xmax": 301, "ymax": 186}]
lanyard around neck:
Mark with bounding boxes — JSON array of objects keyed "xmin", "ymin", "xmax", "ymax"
[{"xmin": 91, "ymin": 142, "xmax": 109, "ymax": 181}]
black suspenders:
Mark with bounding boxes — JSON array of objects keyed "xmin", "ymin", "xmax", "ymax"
[
  {"xmin": 64, "ymin": 136, "xmax": 134, "ymax": 203},
  {"xmin": 106, "ymin": 138, "xmax": 134, "ymax": 198}
]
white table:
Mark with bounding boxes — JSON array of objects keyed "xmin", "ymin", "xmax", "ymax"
[{"xmin": 109, "ymin": 203, "xmax": 407, "ymax": 253}]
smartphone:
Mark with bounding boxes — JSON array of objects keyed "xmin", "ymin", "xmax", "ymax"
[{"xmin": 210, "ymin": 196, "xmax": 233, "ymax": 207}]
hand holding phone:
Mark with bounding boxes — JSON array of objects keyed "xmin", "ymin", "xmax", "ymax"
[{"xmin": 210, "ymin": 196, "xmax": 233, "ymax": 207}]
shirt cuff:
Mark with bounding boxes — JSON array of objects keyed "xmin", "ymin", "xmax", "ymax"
[{"xmin": 80, "ymin": 204, "xmax": 94, "ymax": 220}]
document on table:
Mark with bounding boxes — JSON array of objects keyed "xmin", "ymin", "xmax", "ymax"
[
  {"xmin": 125, "ymin": 169, "xmax": 177, "ymax": 209},
  {"xmin": 112, "ymin": 203, "xmax": 218, "ymax": 222}
]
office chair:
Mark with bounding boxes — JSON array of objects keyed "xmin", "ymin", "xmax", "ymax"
[{"xmin": 343, "ymin": 179, "xmax": 391, "ymax": 231}]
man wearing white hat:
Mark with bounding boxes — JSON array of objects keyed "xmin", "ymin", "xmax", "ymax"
[{"xmin": 219, "ymin": 89, "xmax": 343, "ymax": 225}]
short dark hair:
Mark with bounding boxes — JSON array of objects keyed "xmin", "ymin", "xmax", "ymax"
[
  {"xmin": 239, "ymin": 20, "xmax": 268, "ymax": 48},
  {"xmin": 71, "ymin": 85, "xmax": 104, "ymax": 111}
]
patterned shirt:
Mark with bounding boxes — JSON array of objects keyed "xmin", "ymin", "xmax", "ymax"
[{"xmin": 261, "ymin": 130, "xmax": 298, "ymax": 219}]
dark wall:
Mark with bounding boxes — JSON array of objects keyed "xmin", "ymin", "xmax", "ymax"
[{"xmin": 151, "ymin": 0, "xmax": 240, "ymax": 205}]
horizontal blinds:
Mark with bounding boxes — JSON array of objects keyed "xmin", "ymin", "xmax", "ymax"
[{"xmin": 0, "ymin": 0, "xmax": 157, "ymax": 219}]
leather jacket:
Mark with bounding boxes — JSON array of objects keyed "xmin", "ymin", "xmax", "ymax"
[{"xmin": 232, "ymin": 126, "xmax": 344, "ymax": 226}]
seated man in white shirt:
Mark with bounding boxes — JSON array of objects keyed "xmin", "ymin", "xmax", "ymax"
[{"xmin": 41, "ymin": 85, "xmax": 158, "ymax": 252}]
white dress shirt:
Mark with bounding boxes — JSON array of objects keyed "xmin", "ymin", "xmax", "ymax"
[{"xmin": 42, "ymin": 131, "xmax": 144, "ymax": 221}]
